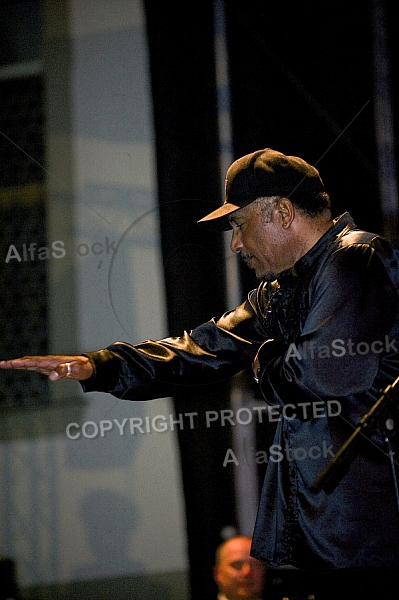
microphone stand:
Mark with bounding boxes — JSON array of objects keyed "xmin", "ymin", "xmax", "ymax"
[{"xmin": 311, "ymin": 375, "xmax": 399, "ymax": 512}]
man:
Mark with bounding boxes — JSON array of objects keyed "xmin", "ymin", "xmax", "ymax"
[
  {"xmin": 214, "ymin": 536, "xmax": 265, "ymax": 600},
  {"xmin": 1, "ymin": 148, "xmax": 399, "ymax": 598}
]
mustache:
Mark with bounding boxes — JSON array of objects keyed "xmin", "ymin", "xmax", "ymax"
[{"xmin": 239, "ymin": 251, "xmax": 253, "ymax": 263}]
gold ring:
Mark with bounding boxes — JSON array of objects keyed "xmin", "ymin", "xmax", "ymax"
[{"xmin": 66, "ymin": 362, "xmax": 72, "ymax": 378}]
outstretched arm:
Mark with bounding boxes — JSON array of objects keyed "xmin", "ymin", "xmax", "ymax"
[
  {"xmin": 0, "ymin": 355, "xmax": 93, "ymax": 381},
  {"xmin": 0, "ymin": 291, "xmax": 270, "ymax": 399}
]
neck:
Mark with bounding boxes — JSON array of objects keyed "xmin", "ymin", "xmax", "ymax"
[{"xmin": 295, "ymin": 211, "xmax": 333, "ymax": 261}]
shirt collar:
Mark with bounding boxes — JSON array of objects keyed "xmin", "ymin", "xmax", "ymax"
[{"xmin": 279, "ymin": 212, "xmax": 356, "ymax": 281}]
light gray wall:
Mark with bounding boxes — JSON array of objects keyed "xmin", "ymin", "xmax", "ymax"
[{"xmin": 0, "ymin": 1, "xmax": 189, "ymax": 597}]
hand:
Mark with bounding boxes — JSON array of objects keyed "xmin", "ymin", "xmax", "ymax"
[{"xmin": 0, "ymin": 355, "xmax": 93, "ymax": 381}]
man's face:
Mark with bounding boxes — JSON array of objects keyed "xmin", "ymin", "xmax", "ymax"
[
  {"xmin": 228, "ymin": 198, "xmax": 295, "ymax": 280},
  {"xmin": 214, "ymin": 538, "xmax": 265, "ymax": 600}
]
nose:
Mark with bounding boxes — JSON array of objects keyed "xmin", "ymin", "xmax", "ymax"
[
  {"xmin": 230, "ymin": 228, "xmax": 243, "ymax": 254},
  {"xmin": 241, "ymin": 562, "xmax": 252, "ymax": 577}
]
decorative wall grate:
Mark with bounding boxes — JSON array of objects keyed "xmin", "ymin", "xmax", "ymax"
[{"xmin": 0, "ymin": 75, "xmax": 49, "ymax": 407}]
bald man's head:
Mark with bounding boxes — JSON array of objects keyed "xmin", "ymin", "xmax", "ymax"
[{"xmin": 214, "ymin": 536, "xmax": 265, "ymax": 600}]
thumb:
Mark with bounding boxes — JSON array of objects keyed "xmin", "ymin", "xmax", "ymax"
[
  {"xmin": 49, "ymin": 362, "xmax": 72, "ymax": 381},
  {"xmin": 49, "ymin": 368, "xmax": 62, "ymax": 381}
]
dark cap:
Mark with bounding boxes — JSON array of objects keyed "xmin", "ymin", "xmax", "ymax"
[{"xmin": 198, "ymin": 148, "xmax": 324, "ymax": 230}]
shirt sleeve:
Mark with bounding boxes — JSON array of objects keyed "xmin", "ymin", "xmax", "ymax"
[{"xmin": 80, "ymin": 293, "xmax": 268, "ymax": 400}]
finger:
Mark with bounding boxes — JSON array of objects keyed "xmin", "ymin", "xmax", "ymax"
[
  {"xmin": 49, "ymin": 362, "xmax": 75, "ymax": 381},
  {"xmin": 64, "ymin": 361, "xmax": 73, "ymax": 379},
  {"xmin": 0, "ymin": 358, "xmax": 56, "ymax": 370},
  {"xmin": 0, "ymin": 355, "xmax": 92, "ymax": 380},
  {"xmin": 0, "ymin": 356, "xmax": 74, "ymax": 371}
]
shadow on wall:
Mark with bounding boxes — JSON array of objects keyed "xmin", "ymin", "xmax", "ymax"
[
  {"xmin": 69, "ymin": 488, "xmax": 176, "ymax": 599},
  {"xmin": 72, "ymin": 489, "xmax": 143, "ymax": 580}
]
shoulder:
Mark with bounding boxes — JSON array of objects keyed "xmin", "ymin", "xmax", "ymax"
[
  {"xmin": 314, "ymin": 227, "xmax": 399, "ymax": 297},
  {"xmin": 331, "ymin": 228, "xmax": 399, "ymax": 275}
]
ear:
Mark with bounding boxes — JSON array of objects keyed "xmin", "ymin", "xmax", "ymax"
[
  {"xmin": 276, "ymin": 197, "xmax": 295, "ymax": 228},
  {"xmin": 213, "ymin": 565, "xmax": 220, "ymax": 584}
]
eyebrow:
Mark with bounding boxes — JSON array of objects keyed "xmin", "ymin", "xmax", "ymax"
[{"xmin": 228, "ymin": 214, "xmax": 242, "ymax": 226}]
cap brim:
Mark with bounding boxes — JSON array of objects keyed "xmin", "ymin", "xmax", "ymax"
[{"xmin": 197, "ymin": 202, "xmax": 240, "ymax": 231}]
